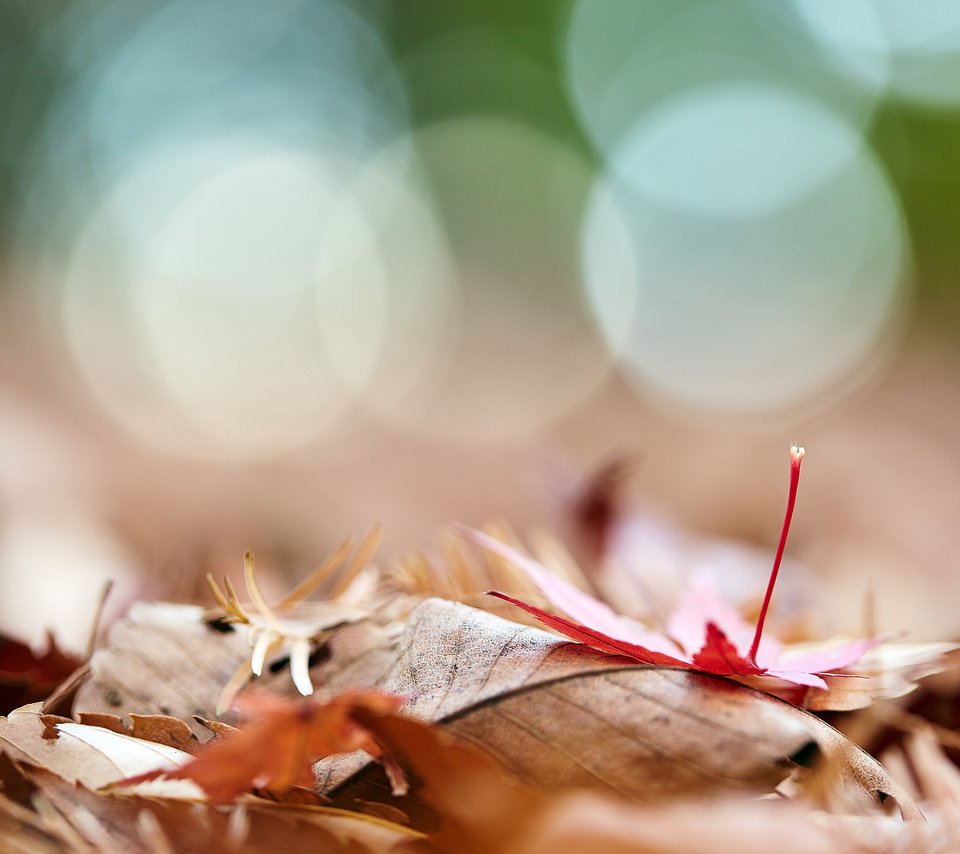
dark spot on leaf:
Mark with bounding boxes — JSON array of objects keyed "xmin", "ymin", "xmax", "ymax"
[
  {"xmin": 160, "ymin": 706, "xmax": 171, "ymax": 715},
  {"xmin": 786, "ymin": 740, "xmax": 821, "ymax": 769},
  {"xmin": 206, "ymin": 617, "xmax": 235, "ymax": 634},
  {"xmin": 308, "ymin": 644, "xmax": 331, "ymax": 668},
  {"xmin": 105, "ymin": 689, "xmax": 122, "ymax": 708},
  {"xmin": 268, "ymin": 643, "xmax": 330, "ymax": 674}
]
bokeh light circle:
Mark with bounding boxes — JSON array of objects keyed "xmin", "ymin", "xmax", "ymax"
[
  {"xmin": 18, "ymin": 0, "xmax": 409, "ymax": 260},
  {"xmin": 565, "ymin": 0, "xmax": 885, "ymax": 167},
  {"xmin": 793, "ymin": 0, "xmax": 960, "ymax": 108},
  {"xmin": 611, "ymin": 82, "xmax": 862, "ymax": 218},
  {"xmin": 581, "ymin": 89, "xmax": 909, "ymax": 412},
  {"xmin": 62, "ymin": 141, "xmax": 361, "ymax": 456},
  {"xmin": 0, "ymin": 514, "xmax": 138, "ymax": 648},
  {"xmin": 61, "ymin": 136, "xmax": 455, "ymax": 459},
  {"xmin": 30, "ymin": 0, "xmax": 440, "ymax": 459},
  {"xmin": 312, "ymin": 141, "xmax": 458, "ymax": 412},
  {"xmin": 354, "ymin": 117, "xmax": 615, "ymax": 441}
]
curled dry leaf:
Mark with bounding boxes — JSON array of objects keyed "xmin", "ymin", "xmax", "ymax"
[
  {"xmin": 805, "ymin": 643, "xmax": 960, "ymax": 713},
  {"xmin": 118, "ymin": 691, "xmax": 404, "ymax": 802},
  {"xmin": 72, "ymin": 530, "xmax": 409, "ymax": 732},
  {"xmin": 78, "ymin": 601, "xmax": 252, "ymax": 733},
  {"xmin": 46, "ymin": 711, "xmax": 201, "ymax": 754}
]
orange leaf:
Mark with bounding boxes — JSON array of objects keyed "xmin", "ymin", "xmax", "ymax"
[{"xmin": 118, "ymin": 691, "xmax": 402, "ymax": 802}]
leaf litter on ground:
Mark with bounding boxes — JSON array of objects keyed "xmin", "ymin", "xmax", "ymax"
[{"xmin": 5, "ymin": 446, "xmax": 960, "ymax": 851}]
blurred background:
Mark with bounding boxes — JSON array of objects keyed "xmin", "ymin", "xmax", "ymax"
[{"xmin": 0, "ymin": 0, "xmax": 958, "ymax": 648}]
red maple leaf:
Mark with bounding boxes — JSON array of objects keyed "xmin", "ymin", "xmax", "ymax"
[{"xmin": 463, "ymin": 446, "xmax": 875, "ymax": 692}]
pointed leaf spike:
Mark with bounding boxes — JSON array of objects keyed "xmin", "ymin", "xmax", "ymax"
[
  {"xmin": 250, "ymin": 630, "xmax": 274, "ymax": 677},
  {"xmin": 747, "ymin": 445, "xmax": 804, "ymax": 667},
  {"xmin": 329, "ymin": 523, "xmax": 382, "ymax": 598},
  {"xmin": 289, "ymin": 638, "xmax": 314, "ymax": 696},
  {"xmin": 216, "ymin": 661, "xmax": 253, "ymax": 716},
  {"xmin": 217, "ymin": 575, "xmax": 249, "ymax": 623},
  {"xmin": 207, "ymin": 574, "xmax": 232, "ymax": 614},
  {"xmin": 275, "ymin": 535, "xmax": 355, "ymax": 612},
  {"xmin": 222, "ymin": 576, "xmax": 246, "ymax": 616},
  {"xmin": 244, "ymin": 552, "xmax": 280, "ymax": 628}
]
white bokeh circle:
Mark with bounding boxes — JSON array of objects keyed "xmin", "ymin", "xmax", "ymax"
[
  {"xmin": 610, "ymin": 82, "xmax": 862, "ymax": 218},
  {"xmin": 61, "ymin": 136, "xmax": 456, "ymax": 458},
  {"xmin": 582, "ymin": 94, "xmax": 909, "ymax": 412},
  {"xmin": 565, "ymin": 0, "xmax": 885, "ymax": 167},
  {"xmin": 793, "ymin": 0, "xmax": 960, "ymax": 108}
]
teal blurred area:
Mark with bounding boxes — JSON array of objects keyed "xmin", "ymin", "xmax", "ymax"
[{"xmin": 0, "ymin": 1, "xmax": 958, "ymax": 645}]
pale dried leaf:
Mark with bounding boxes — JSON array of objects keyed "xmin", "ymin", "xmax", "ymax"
[
  {"xmin": 0, "ymin": 704, "xmax": 193, "ymax": 794},
  {"xmin": 77, "ymin": 604, "xmax": 250, "ymax": 735},
  {"xmin": 55, "ymin": 724, "xmax": 189, "ymax": 779}
]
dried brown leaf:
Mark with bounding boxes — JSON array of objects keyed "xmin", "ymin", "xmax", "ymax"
[
  {"xmin": 802, "ymin": 643, "xmax": 960, "ymax": 714},
  {"xmin": 75, "ymin": 712, "xmax": 126, "ymax": 734},
  {"xmin": 77, "ymin": 603, "xmax": 252, "ymax": 734},
  {"xmin": 193, "ymin": 716, "xmax": 239, "ymax": 741},
  {"xmin": 128, "ymin": 714, "xmax": 197, "ymax": 754}
]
